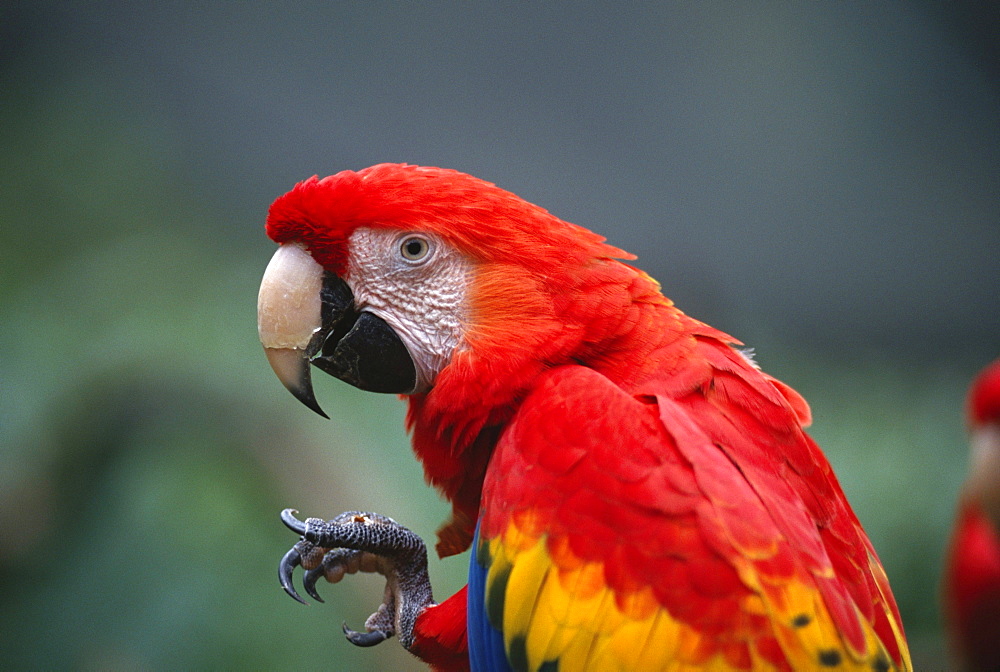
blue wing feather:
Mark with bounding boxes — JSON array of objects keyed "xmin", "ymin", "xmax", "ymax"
[{"xmin": 468, "ymin": 523, "xmax": 512, "ymax": 672}]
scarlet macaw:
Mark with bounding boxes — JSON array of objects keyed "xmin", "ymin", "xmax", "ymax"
[
  {"xmin": 256, "ymin": 163, "xmax": 911, "ymax": 671},
  {"xmin": 943, "ymin": 359, "xmax": 1000, "ymax": 671}
]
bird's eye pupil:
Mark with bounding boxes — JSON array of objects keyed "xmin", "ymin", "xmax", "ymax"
[{"xmin": 401, "ymin": 237, "xmax": 429, "ymax": 261}]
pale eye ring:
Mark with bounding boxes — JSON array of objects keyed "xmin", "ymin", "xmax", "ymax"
[{"xmin": 400, "ymin": 235, "xmax": 431, "ymax": 262}]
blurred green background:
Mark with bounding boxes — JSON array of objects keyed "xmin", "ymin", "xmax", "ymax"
[{"xmin": 2, "ymin": 3, "xmax": 997, "ymax": 670}]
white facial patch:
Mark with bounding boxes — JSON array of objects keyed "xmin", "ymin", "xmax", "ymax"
[{"xmin": 346, "ymin": 227, "xmax": 472, "ymax": 393}]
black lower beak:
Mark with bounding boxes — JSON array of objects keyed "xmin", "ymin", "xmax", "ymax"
[
  {"xmin": 305, "ymin": 274, "xmax": 416, "ymax": 402},
  {"xmin": 311, "ymin": 311, "xmax": 417, "ymax": 394}
]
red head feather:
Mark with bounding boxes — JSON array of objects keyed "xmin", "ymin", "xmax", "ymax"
[{"xmin": 265, "ymin": 163, "xmax": 632, "ymax": 276}]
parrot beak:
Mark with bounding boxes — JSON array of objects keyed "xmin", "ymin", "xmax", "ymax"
[
  {"xmin": 257, "ymin": 242, "xmax": 418, "ymax": 419},
  {"xmin": 257, "ymin": 242, "xmax": 329, "ymax": 418}
]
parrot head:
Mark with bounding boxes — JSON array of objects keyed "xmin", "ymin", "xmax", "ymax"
[
  {"xmin": 257, "ymin": 163, "xmax": 633, "ymax": 417},
  {"xmin": 968, "ymin": 359, "xmax": 1000, "ymax": 431},
  {"xmin": 962, "ymin": 358, "xmax": 1000, "ymax": 517}
]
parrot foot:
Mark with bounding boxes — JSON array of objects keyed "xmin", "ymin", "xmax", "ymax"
[{"xmin": 278, "ymin": 508, "xmax": 433, "ymax": 650}]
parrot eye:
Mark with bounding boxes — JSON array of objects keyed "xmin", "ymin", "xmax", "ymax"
[{"xmin": 399, "ymin": 235, "xmax": 431, "ymax": 262}]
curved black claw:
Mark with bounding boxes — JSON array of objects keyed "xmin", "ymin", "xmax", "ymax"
[
  {"xmin": 279, "ymin": 547, "xmax": 308, "ymax": 605},
  {"xmin": 343, "ymin": 622, "xmax": 389, "ymax": 648},
  {"xmin": 302, "ymin": 564, "xmax": 326, "ymax": 603},
  {"xmin": 281, "ymin": 508, "xmax": 306, "ymax": 535}
]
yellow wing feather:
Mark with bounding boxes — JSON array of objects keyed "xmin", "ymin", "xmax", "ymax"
[{"xmin": 482, "ymin": 515, "xmax": 911, "ymax": 671}]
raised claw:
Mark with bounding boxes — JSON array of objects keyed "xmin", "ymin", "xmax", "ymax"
[
  {"xmin": 279, "ymin": 547, "xmax": 308, "ymax": 605},
  {"xmin": 281, "ymin": 508, "xmax": 306, "ymax": 535},
  {"xmin": 343, "ymin": 622, "xmax": 390, "ymax": 647},
  {"xmin": 277, "ymin": 506, "xmax": 435, "ymax": 653}
]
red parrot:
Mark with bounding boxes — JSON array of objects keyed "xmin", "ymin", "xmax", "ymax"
[
  {"xmin": 943, "ymin": 359, "xmax": 1000, "ymax": 671},
  {"xmin": 256, "ymin": 163, "xmax": 911, "ymax": 671}
]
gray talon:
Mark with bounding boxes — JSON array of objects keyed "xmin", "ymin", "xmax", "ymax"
[
  {"xmin": 343, "ymin": 623, "xmax": 390, "ymax": 647},
  {"xmin": 280, "ymin": 508, "xmax": 306, "ymax": 534},
  {"xmin": 278, "ymin": 547, "xmax": 308, "ymax": 605},
  {"xmin": 303, "ymin": 564, "xmax": 325, "ymax": 603}
]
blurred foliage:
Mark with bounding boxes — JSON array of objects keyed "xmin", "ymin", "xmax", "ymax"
[
  {"xmin": 1, "ymin": 3, "xmax": 994, "ymax": 670},
  {"xmin": 0, "ymin": 54, "xmax": 463, "ymax": 670}
]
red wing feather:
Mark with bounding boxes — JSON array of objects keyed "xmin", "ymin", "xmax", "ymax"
[{"xmin": 479, "ymin": 359, "xmax": 909, "ymax": 669}]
